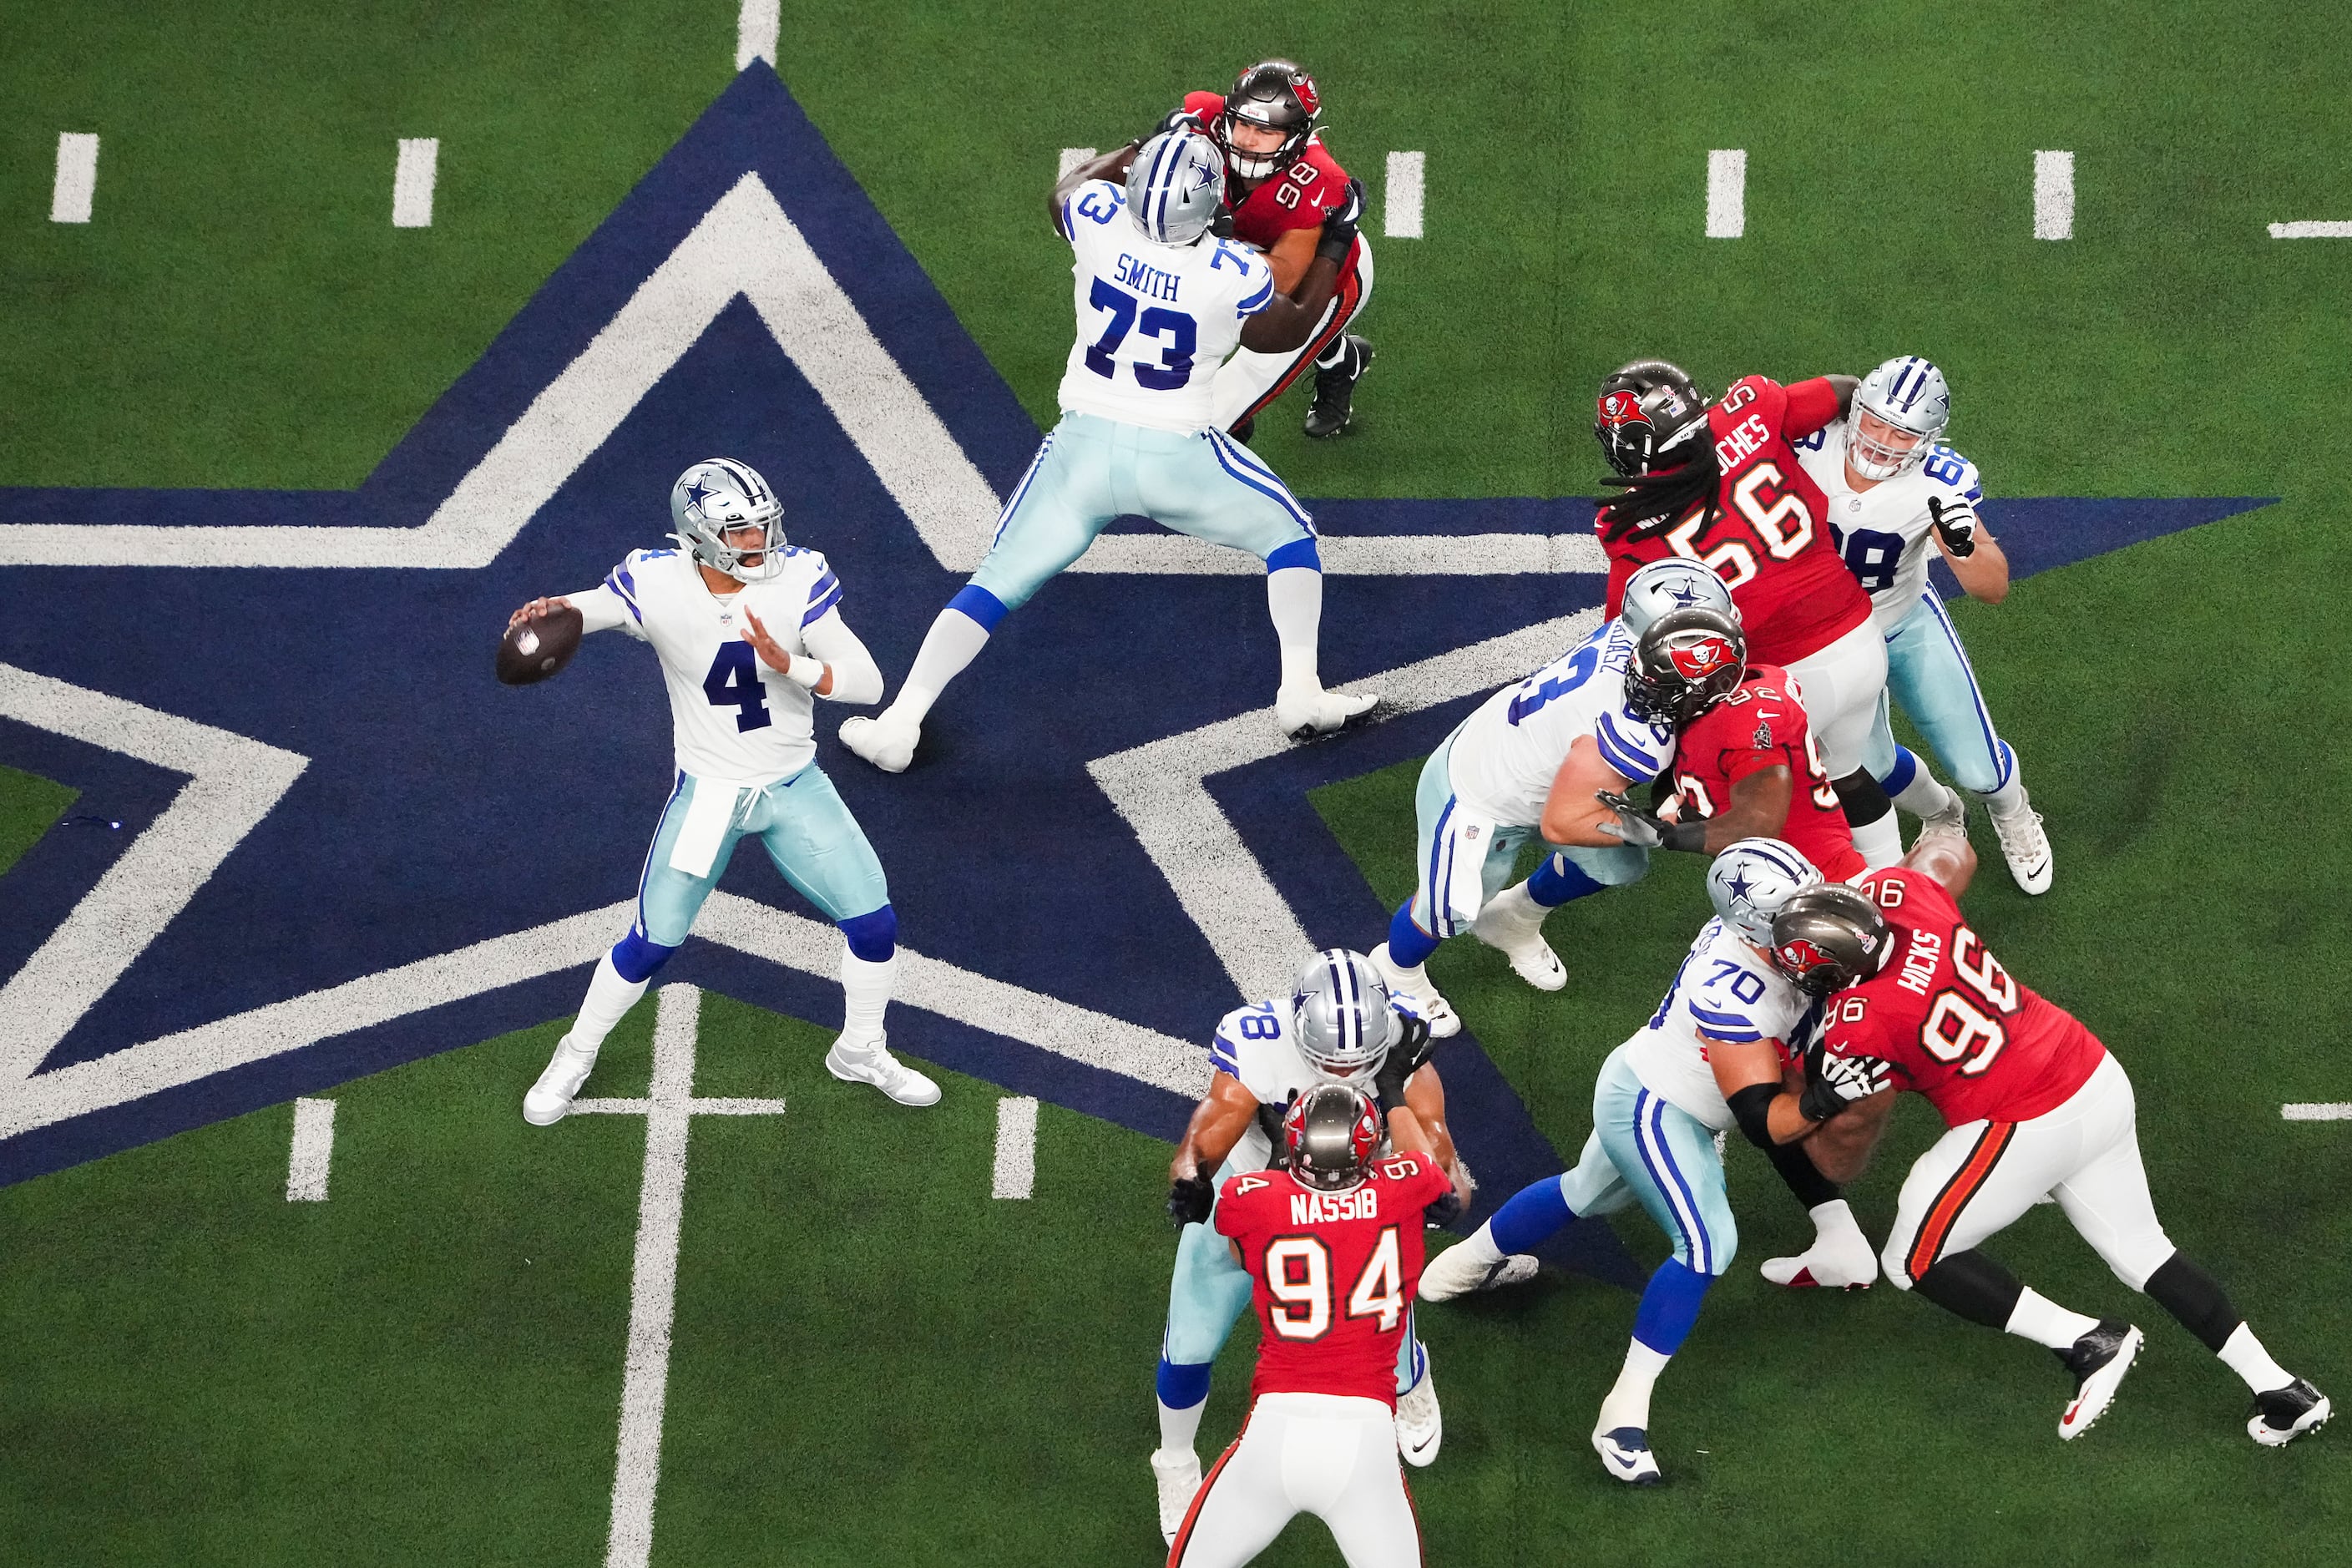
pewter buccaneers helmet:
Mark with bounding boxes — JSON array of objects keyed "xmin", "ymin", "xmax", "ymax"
[
  {"xmin": 1849, "ymin": 356, "xmax": 1951, "ymax": 481},
  {"xmin": 1625, "ymin": 607, "xmax": 1748, "ymax": 726},
  {"xmin": 1125, "ymin": 130, "xmax": 1226, "ymax": 246},
  {"xmin": 670, "ymin": 458, "xmax": 786, "ymax": 583},
  {"xmin": 1292, "ymin": 948, "xmax": 1400, "ymax": 1086},
  {"xmin": 1768, "ymin": 884, "xmax": 1893, "ymax": 996},
  {"xmin": 1595, "ymin": 359, "xmax": 1712, "ymax": 478},
  {"xmin": 1620, "ymin": 558, "xmax": 1738, "ymax": 637},
  {"xmin": 1282, "ymin": 1083, "xmax": 1383, "ymax": 1191},
  {"xmin": 1707, "ymin": 838, "xmax": 1824, "ymax": 946},
  {"xmin": 1214, "ymin": 59, "xmax": 1321, "ymax": 180}
]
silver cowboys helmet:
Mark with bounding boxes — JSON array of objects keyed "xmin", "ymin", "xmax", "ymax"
[
  {"xmin": 1621, "ymin": 558, "xmax": 1739, "ymax": 638},
  {"xmin": 670, "ymin": 458, "xmax": 786, "ymax": 583},
  {"xmin": 1848, "ymin": 355, "xmax": 1951, "ymax": 481},
  {"xmin": 1292, "ymin": 948, "xmax": 1401, "ymax": 1086},
  {"xmin": 1125, "ymin": 129, "xmax": 1226, "ymax": 246},
  {"xmin": 1707, "ymin": 837, "xmax": 1823, "ymax": 946}
]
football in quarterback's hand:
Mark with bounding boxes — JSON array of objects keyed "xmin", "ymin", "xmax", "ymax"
[{"xmin": 497, "ymin": 603, "xmax": 584, "ymax": 685}]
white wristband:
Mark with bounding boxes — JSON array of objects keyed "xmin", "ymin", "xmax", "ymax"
[{"xmin": 781, "ymin": 655, "xmax": 826, "ymax": 690}]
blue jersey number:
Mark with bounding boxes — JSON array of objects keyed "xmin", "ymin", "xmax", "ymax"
[
  {"xmin": 1075, "ymin": 187, "xmax": 1123, "ymax": 225},
  {"xmin": 1921, "ymin": 447, "xmax": 1968, "ymax": 486},
  {"xmin": 1084, "ymin": 278, "xmax": 1198, "ymax": 390},
  {"xmin": 1506, "ymin": 640, "xmax": 1602, "ymax": 726},
  {"xmin": 1830, "ymin": 524, "xmax": 1906, "ymax": 595},
  {"xmin": 703, "ymin": 642, "xmax": 772, "ymax": 733},
  {"xmin": 1704, "ymin": 959, "xmax": 1768, "ymax": 1004},
  {"xmin": 1236, "ymin": 1004, "xmax": 1282, "ymax": 1040}
]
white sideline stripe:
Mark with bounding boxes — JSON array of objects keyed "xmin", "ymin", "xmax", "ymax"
[
  {"xmin": 51, "ymin": 133, "xmax": 99, "ymax": 224},
  {"xmin": 1383, "ymin": 151, "xmax": 1424, "ymax": 239},
  {"xmin": 576, "ymin": 1096, "xmax": 787, "ymax": 1116},
  {"xmin": 0, "ymin": 664, "xmax": 309, "ymax": 1093},
  {"xmin": 1706, "ymin": 149, "xmax": 1745, "ymax": 239},
  {"xmin": 993, "ymin": 1095, "xmax": 1039, "ymax": 1199},
  {"xmin": 2034, "ymin": 150, "xmax": 2074, "ymax": 241},
  {"xmin": 1089, "ymin": 610, "xmax": 1599, "ymax": 1000},
  {"xmin": 2269, "ymin": 221, "xmax": 2352, "ymax": 239},
  {"xmin": 286, "ymin": 1097, "xmax": 336, "ymax": 1201},
  {"xmin": 735, "ymin": 0, "xmax": 779, "ymax": 69},
  {"xmin": 1064, "ymin": 530, "xmax": 1608, "ymax": 578},
  {"xmin": 2281, "ymin": 1103, "xmax": 2352, "ymax": 1120},
  {"xmin": 1058, "ymin": 147, "xmax": 1097, "ymax": 180},
  {"xmin": 392, "ymin": 139, "xmax": 438, "ymax": 229}
]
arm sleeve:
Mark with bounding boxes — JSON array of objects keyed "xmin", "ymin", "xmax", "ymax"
[
  {"xmin": 566, "ymin": 584, "xmax": 638, "ymax": 637},
  {"xmin": 798, "ymin": 609, "xmax": 884, "ymax": 705},
  {"xmin": 1594, "ymin": 709, "xmax": 1673, "ymax": 782},
  {"xmin": 1782, "ymin": 377, "xmax": 1844, "ymax": 439}
]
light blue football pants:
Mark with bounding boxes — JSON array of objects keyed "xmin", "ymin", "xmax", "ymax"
[
  {"xmin": 1405, "ymin": 730, "xmax": 1650, "ymax": 940},
  {"xmin": 1161, "ymin": 1155, "xmax": 1424, "ymax": 1396},
  {"xmin": 969, "ymin": 411, "xmax": 1318, "ymax": 610},
  {"xmin": 633, "ymin": 765, "xmax": 888, "ymax": 946},
  {"xmin": 1550, "ymin": 1044, "xmax": 1737, "ymax": 1277},
  {"xmin": 1862, "ymin": 590, "xmax": 2016, "ymax": 796}
]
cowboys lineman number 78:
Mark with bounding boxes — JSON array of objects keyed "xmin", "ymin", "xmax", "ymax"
[{"xmin": 514, "ymin": 460, "xmax": 940, "ymax": 1121}]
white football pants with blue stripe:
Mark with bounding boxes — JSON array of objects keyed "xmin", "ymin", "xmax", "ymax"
[
  {"xmin": 1863, "ymin": 590, "xmax": 2024, "ymax": 802},
  {"xmin": 1557, "ymin": 1046, "xmax": 1737, "ymax": 1279}
]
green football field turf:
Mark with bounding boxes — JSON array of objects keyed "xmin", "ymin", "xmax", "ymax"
[{"xmin": 5, "ymin": 2, "xmax": 2350, "ymax": 1563}]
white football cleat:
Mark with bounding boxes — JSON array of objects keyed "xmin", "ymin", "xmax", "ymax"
[
  {"xmin": 1395, "ymin": 1348, "xmax": 1442, "ymax": 1466},
  {"xmin": 1758, "ymin": 1232, "xmax": 1879, "ymax": 1291},
  {"xmin": 2248, "ymin": 1378, "xmax": 2331, "ymax": 1448},
  {"xmin": 523, "ymin": 1034, "xmax": 598, "ymax": 1125},
  {"xmin": 1591, "ymin": 1425, "xmax": 1663, "ymax": 1486},
  {"xmin": 1470, "ymin": 883, "xmax": 1566, "ymax": 991},
  {"xmin": 1419, "ymin": 1242, "xmax": 1540, "ymax": 1302},
  {"xmin": 1149, "ymin": 1447, "xmax": 1201, "ymax": 1545},
  {"xmin": 2057, "ymin": 1320, "xmax": 2142, "ymax": 1440},
  {"xmin": 1275, "ymin": 684, "xmax": 1378, "ymax": 740},
  {"xmin": 839, "ymin": 712, "xmax": 920, "ymax": 773},
  {"xmin": 825, "ymin": 1034, "xmax": 942, "ymax": 1106},
  {"xmin": 1369, "ymin": 943, "xmax": 1460, "ymax": 1039},
  {"xmin": 1920, "ymin": 788, "xmax": 1970, "ymax": 842},
  {"xmin": 1989, "ymin": 797, "xmax": 2054, "ymax": 895}
]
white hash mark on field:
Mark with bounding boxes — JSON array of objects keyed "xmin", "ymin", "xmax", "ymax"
[
  {"xmin": 51, "ymin": 133, "xmax": 99, "ymax": 224},
  {"xmin": 1059, "ymin": 147, "xmax": 1097, "ymax": 180},
  {"xmin": 286, "ymin": 1097, "xmax": 336, "ymax": 1201},
  {"xmin": 2268, "ymin": 221, "xmax": 2352, "ymax": 239},
  {"xmin": 736, "ymin": 0, "xmax": 779, "ymax": 69},
  {"xmin": 993, "ymin": 1095, "xmax": 1039, "ymax": 1199},
  {"xmin": 2035, "ymin": 150, "xmax": 2074, "ymax": 241},
  {"xmin": 392, "ymin": 139, "xmax": 438, "ymax": 229},
  {"xmin": 1707, "ymin": 149, "xmax": 1745, "ymax": 239},
  {"xmin": 2281, "ymin": 1103, "xmax": 2352, "ymax": 1120},
  {"xmin": 1384, "ymin": 151, "xmax": 1424, "ymax": 238}
]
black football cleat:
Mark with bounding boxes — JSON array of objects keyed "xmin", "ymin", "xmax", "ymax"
[
  {"xmin": 2055, "ymin": 1319, "xmax": 2142, "ymax": 1440},
  {"xmin": 2249, "ymin": 1378, "xmax": 2331, "ymax": 1448},
  {"xmin": 1302, "ymin": 335, "xmax": 1373, "ymax": 438}
]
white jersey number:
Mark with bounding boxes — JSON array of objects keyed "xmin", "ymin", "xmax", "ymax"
[
  {"xmin": 1262, "ymin": 1226, "xmax": 1409, "ymax": 1341},
  {"xmin": 1732, "ymin": 462, "xmax": 1815, "ymax": 559}
]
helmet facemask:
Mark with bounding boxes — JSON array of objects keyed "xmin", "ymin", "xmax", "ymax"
[
  {"xmin": 1845, "ymin": 409, "xmax": 1932, "ymax": 482},
  {"xmin": 1216, "ymin": 60, "xmax": 1318, "ymax": 181}
]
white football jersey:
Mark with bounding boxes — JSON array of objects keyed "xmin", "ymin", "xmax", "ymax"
[
  {"xmin": 1794, "ymin": 418, "xmax": 1987, "ymax": 625},
  {"xmin": 1621, "ymin": 917, "xmax": 1813, "ymax": 1131},
  {"xmin": 1207, "ymin": 996, "xmax": 1375, "ymax": 1174},
  {"xmin": 584, "ymin": 546, "xmax": 844, "ymax": 784},
  {"xmin": 1054, "ymin": 180, "xmax": 1276, "ymax": 434},
  {"xmin": 1445, "ymin": 617, "xmax": 1678, "ymax": 827}
]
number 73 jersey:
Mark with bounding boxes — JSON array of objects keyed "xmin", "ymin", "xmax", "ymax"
[
  {"xmin": 1817, "ymin": 868, "xmax": 2107, "ymax": 1127},
  {"xmin": 1055, "ymin": 179, "xmax": 1275, "ymax": 434},
  {"xmin": 1216, "ymin": 1153, "xmax": 1453, "ymax": 1406}
]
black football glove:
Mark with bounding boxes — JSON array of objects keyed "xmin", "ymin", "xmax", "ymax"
[
  {"xmin": 1373, "ymin": 1009, "xmax": 1439, "ymax": 1111},
  {"xmin": 1315, "ymin": 177, "xmax": 1367, "ymax": 262},
  {"xmin": 1928, "ymin": 494, "xmax": 1978, "ymax": 559},
  {"xmin": 1596, "ymin": 790, "xmax": 1707, "ymax": 852},
  {"xmin": 1798, "ymin": 1053, "xmax": 1892, "ymax": 1122},
  {"xmin": 1167, "ymin": 1173, "xmax": 1213, "ymax": 1228},
  {"xmin": 1144, "ymin": 106, "xmax": 1201, "ymax": 144}
]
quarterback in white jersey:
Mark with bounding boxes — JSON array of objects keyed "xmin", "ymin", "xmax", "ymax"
[
  {"xmin": 1147, "ymin": 951, "xmax": 1497, "ymax": 1542},
  {"xmin": 1370, "ymin": 566, "xmax": 1747, "ymax": 1037},
  {"xmin": 840, "ymin": 129, "xmax": 1377, "ymax": 776},
  {"xmin": 514, "ymin": 459, "xmax": 939, "ymax": 1125},
  {"xmin": 1794, "ymin": 355, "xmax": 2054, "ymax": 893}
]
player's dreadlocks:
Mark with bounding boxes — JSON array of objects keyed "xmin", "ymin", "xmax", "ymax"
[{"xmin": 1596, "ymin": 439, "xmax": 1723, "ymax": 544}]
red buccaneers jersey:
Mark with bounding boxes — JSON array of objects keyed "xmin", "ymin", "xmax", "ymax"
[
  {"xmin": 1815, "ymin": 869, "xmax": 2106, "ymax": 1126},
  {"xmin": 1673, "ymin": 664, "xmax": 1864, "ymax": 882},
  {"xmin": 1601, "ymin": 376, "xmax": 1873, "ymax": 665},
  {"xmin": 1216, "ymin": 1151, "xmax": 1453, "ymax": 1407},
  {"xmin": 1181, "ymin": 91, "xmax": 1361, "ymax": 266}
]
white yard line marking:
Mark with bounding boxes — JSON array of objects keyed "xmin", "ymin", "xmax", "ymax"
[
  {"xmin": 1383, "ymin": 151, "xmax": 1424, "ymax": 239},
  {"xmin": 392, "ymin": 139, "xmax": 438, "ymax": 229},
  {"xmin": 2034, "ymin": 150, "xmax": 2074, "ymax": 240},
  {"xmin": 735, "ymin": 0, "xmax": 779, "ymax": 70},
  {"xmin": 599, "ymin": 984, "xmax": 787, "ymax": 1568},
  {"xmin": 2281, "ymin": 1103, "xmax": 2352, "ymax": 1120},
  {"xmin": 1090, "ymin": 610, "xmax": 1599, "ymax": 1000},
  {"xmin": 51, "ymin": 133, "xmax": 99, "ymax": 224},
  {"xmin": 2268, "ymin": 221, "xmax": 2352, "ymax": 239},
  {"xmin": 993, "ymin": 1096, "xmax": 1039, "ymax": 1199},
  {"xmin": 286, "ymin": 1097, "xmax": 336, "ymax": 1201},
  {"xmin": 1058, "ymin": 147, "xmax": 1097, "ymax": 180},
  {"xmin": 1064, "ymin": 530, "xmax": 1607, "ymax": 578},
  {"xmin": 1706, "ymin": 149, "xmax": 1745, "ymax": 239}
]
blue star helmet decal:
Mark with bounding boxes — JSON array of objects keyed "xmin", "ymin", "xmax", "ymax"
[
  {"xmin": 0, "ymin": 68, "xmax": 2273, "ymax": 1285},
  {"xmin": 1725, "ymin": 869, "xmax": 1755, "ymax": 903},
  {"xmin": 684, "ymin": 475, "xmax": 720, "ymax": 515}
]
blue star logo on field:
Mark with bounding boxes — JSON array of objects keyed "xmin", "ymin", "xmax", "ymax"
[{"xmin": 0, "ymin": 69, "xmax": 2271, "ymax": 1284}]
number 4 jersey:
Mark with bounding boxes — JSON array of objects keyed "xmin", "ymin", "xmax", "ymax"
[
  {"xmin": 1816, "ymin": 868, "xmax": 2106, "ymax": 1127},
  {"xmin": 1216, "ymin": 1153, "xmax": 1453, "ymax": 1407},
  {"xmin": 1055, "ymin": 179, "xmax": 1276, "ymax": 433}
]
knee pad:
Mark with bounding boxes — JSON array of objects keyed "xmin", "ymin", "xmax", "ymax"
[
  {"xmin": 838, "ymin": 905, "xmax": 897, "ymax": 964},
  {"xmin": 1834, "ymin": 769, "xmax": 1894, "ymax": 827},
  {"xmin": 611, "ymin": 928, "xmax": 679, "ymax": 984}
]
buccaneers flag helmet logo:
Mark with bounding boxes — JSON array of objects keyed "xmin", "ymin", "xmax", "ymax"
[
  {"xmin": 1598, "ymin": 389, "xmax": 1650, "ymax": 428},
  {"xmin": 1778, "ymin": 936, "xmax": 1833, "ymax": 973},
  {"xmin": 1669, "ymin": 635, "xmax": 1738, "ymax": 680}
]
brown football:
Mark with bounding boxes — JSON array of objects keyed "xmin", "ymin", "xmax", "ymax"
[{"xmin": 496, "ymin": 604, "xmax": 585, "ymax": 685}]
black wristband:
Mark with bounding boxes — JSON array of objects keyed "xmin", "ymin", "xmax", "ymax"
[
  {"xmin": 1797, "ymin": 1077, "xmax": 1849, "ymax": 1124},
  {"xmin": 1660, "ymin": 818, "xmax": 1708, "ymax": 853},
  {"xmin": 1727, "ymin": 1082, "xmax": 1779, "ymax": 1148}
]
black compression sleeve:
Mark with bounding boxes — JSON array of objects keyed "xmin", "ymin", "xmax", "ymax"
[
  {"xmin": 1661, "ymin": 819, "xmax": 1707, "ymax": 853},
  {"xmin": 1727, "ymin": 1082, "xmax": 1779, "ymax": 1148},
  {"xmin": 1763, "ymin": 1134, "xmax": 1840, "ymax": 1209}
]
